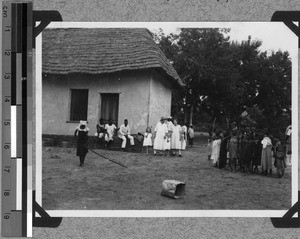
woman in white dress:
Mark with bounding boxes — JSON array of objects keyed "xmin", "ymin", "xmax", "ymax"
[
  {"xmin": 153, "ymin": 117, "xmax": 168, "ymax": 155},
  {"xmin": 211, "ymin": 132, "xmax": 221, "ymax": 166},
  {"xmin": 181, "ymin": 123, "xmax": 187, "ymax": 150},
  {"xmin": 171, "ymin": 119, "xmax": 182, "ymax": 157}
]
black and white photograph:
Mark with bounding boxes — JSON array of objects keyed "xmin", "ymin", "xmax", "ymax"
[{"xmin": 36, "ymin": 22, "xmax": 297, "ymax": 214}]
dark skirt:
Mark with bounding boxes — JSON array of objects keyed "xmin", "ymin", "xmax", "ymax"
[
  {"xmin": 76, "ymin": 131, "xmax": 88, "ymax": 157},
  {"xmin": 252, "ymin": 143, "xmax": 261, "ymax": 166},
  {"xmin": 242, "ymin": 143, "xmax": 252, "ymax": 164},
  {"xmin": 76, "ymin": 145, "xmax": 88, "ymax": 157},
  {"xmin": 219, "ymin": 138, "xmax": 228, "ymax": 169}
]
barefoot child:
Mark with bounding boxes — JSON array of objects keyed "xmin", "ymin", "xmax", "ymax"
[{"xmin": 143, "ymin": 127, "xmax": 153, "ymax": 155}]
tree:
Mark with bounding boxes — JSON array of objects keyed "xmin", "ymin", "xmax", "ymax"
[
  {"xmin": 156, "ymin": 28, "xmax": 231, "ymax": 125},
  {"xmin": 155, "ymin": 28, "xmax": 292, "ymax": 135}
]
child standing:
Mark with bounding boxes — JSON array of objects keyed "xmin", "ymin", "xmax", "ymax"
[
  {"xmin": 75, "ymin": 120, "xmax": 89, "ymax": 166},
  {"xmin": 143, "ymin": 127, "xmax": 153, "ymax": 155},
  {"xmin": 164, "ymin": 131, "xmax": 171, "ymax": 157},
  {"xmin": 188, "ymin": 124, "xmax": 195, "ymax": 147}
]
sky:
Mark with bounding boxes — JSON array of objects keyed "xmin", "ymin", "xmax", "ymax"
[{"xmin": 149, "ymin": 22, "xmax": 298, "ymax": 62}]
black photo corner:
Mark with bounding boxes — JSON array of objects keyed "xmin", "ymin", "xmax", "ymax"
[
  {"xmin": 32, "ymin": 10, "xmax": 62, "ymax": 228},
  {"xmin": 270, "ymin": 11, "xmax": 300, "ymax": 228}
]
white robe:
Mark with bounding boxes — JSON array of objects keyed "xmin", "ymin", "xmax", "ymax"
[
  {"xmin": 154, "ymin": 122, "xmax": 168, "ymax": 150},
  {"xmin": 211, "ymin": 139, "xmax": 221, "ymax": 164},
  {"xmin": 171, "ymin": 125, "xmax": 182, "ymax": 149}
]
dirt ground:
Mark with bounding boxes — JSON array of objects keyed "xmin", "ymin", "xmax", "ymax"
[{"xmin": 42, "ymin": 133, "xmax": 291, "ymax": 210}]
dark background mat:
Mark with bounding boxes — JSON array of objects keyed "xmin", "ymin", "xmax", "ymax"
[{"xmin": 1, "ymin": 0, "xmax": 300, "ymax": 238}]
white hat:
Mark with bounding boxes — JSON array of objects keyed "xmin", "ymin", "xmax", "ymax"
[{"xmin": 79, "ymin": 120, "xmax": 87, "ymax": 126}]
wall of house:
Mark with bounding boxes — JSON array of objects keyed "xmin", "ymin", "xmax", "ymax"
[
  {"xmin": 42, "ymin": 70, "xmax": 151, "ymax": 135},
  {"xmin": 148, "ymin": 70, "xmax": 172, "ymax": 130}
]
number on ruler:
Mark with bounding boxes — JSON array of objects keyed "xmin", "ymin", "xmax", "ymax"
[
  {"xmin": 4, "ymin": 168, "xmax": 10, "ymax": 173},
  {"xmin": 4, "ymin": 214, "xmax": 10, "ymax": 220},
  {"xmin": 4, "ymin": 51, "xmax": 10, "ymax": 56},
  {"xmin": 2, "ymin": 5, "xmax": 8, "ymax": 18},
  {"xmin": 4, "ymin": 97, "xmax": 10, "ymax": 103},
  {"xmin": 3, "ymin": 144, "xmax": 10, "ymax": 150},
  {"xmin": 4, "ymin": 73, "xmax": 10, "ymax": 80},
  {"xmin": 3, "ymin": 121, "xmax": 10, "ymax": 126},
  {"xmin": 3, "ymin": 191, "xmax": 10, "ymax": 196}
]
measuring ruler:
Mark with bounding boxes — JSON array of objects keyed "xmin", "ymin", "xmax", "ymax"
[{"xmin": 2, "ymin": 1, "xmax": 33, "ymax": 237}]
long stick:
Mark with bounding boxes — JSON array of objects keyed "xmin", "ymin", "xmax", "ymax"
[{"xmin": 85, "ymin": 146, "xmax": 128, "ymax": 168}]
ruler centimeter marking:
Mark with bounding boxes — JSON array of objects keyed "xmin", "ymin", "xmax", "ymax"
[
  {"xmin": 2, "ymin": 1, "xmax": 12, "ymax": 237},
  {"xmin": 2, "ymin": 1, "xmax": 33, "ymax": 237}
]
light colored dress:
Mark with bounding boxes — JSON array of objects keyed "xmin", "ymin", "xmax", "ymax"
[
  {"xmin": 171, "ymin": 125, "xmax": 182, "ymax": 149},
  {"xmin": 181, "ymin": 125, "xmax": 187, "ymax": 150},
  {"xmin": 104, "ymin": 124, "xmax": 116, "ymax": 141},
  {"xmin": 228, "ymin": 136, "xmax": 238, "ymax": 159},
  {"xmin": 261, "ymin": 136, "xmax": 273, "ymax": 170},
  {"xmin": 211, "ymin": 139, "xmax": 221, "ymax": 164},
  {"xmin": 164, "ymin": 134, "xmax": 171, "ymax": 150},
  {"xmin": 143, "ymin": 133, "xmax": 153, "ymax": 146},
  {"xmin": 153, "ymin": 122, "xmax": 168, "ymax": 150}
]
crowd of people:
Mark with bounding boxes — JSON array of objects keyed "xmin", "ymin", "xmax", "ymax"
[
  {"xmin": 74, "ymin": 117, "xmax": 292, "ymax": 178},
  {"xmin": 208, "ymin": 123, "xmax": 292, "ymax": 178},
  {"xmin": 150, "ymin": 116, "xmax": 194, "ymax": 157}
]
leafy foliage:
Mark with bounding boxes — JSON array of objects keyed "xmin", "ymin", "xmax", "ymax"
[{"xmin": 155, "ymin": 28, "xmax": 291, "ymax": 135}]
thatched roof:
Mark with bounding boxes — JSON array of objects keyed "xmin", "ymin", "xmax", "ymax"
[{"xmin": 42, "ymin": 28, "xmax": 183, "ymax": 86}]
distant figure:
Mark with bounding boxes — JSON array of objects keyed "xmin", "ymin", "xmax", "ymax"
[
  {"xmin": 207, "ymin": 131, "xmax": 213, "ymax": 161},
  {"xmin": 219, "ymin": 130, "xmax": 230, "ymax": 169},
  {"xmin": 181, "ymin": 123, "xmax": 188, "ymax": 150},
  {"xmin": 94, "ymin": 118, "xmax": 105, "ymax": 149},
  {"xmin": 118, "ymin": 119, "xmax": 135, "ymax": 151},
  {"xmin": 285, "ymin": 125, "xmax": 292, "ymax": 166},
  {"xmin": 171, "ymin": 119, "xmax": 182, "ymax": 157},
  {"xmin": 74, "ymin": 120, "xmax": 89, "ymax": 166},
  {"xmin": 104, "ymin": 119, "xmax": 117, "ymax": 150},
  {"xmin": 143, "ymin": 127, "xmax": 153, "ymax": 155},
  {"xmin": 241, "ymin": 127, "xmax": 252, "ymax": 173},
  {"xmin": 228, "ymin": 131, "xmax": 238, "ymax": 172},
  {"xmin": 164, "ymin": 131, "xmax": 171, "ymax": 157},
  {"xmin": 188, "ymin": 124, "xmax": 195, "ymax": 147},
  {"xmin": 251, "ymin": 128, "xmax": 261, "ymax": 173},
  {"xmin": 153, "ymin": 116, "xmax": 168, "ymax": 155},
  {"xmin": 261, "ymin": 130, "xmax": 273, "ymax": 176},
  {"xmin": 274, "ymin": 137, "xmax": 286, "ymax": 178},
  {"xmin": 211, "ymin": 131, "xmax": 221, "ymax": 167}
]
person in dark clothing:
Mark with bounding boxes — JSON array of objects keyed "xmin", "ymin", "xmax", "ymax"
[
  {"xmin": 241, "ymin": 127, "xmax": 253, "ymax": 173},
  {"xmin": 75, "ymin": 120, "xmax": 89, "ymax": 166},
  {"xmin": 274, "ymin": 136, "xmax": 286, "ymax": 178},
  {"xmin": 219, "ymin": 130, "xmax": 230, "ymax": 169},
  {"xmin": 251, "ymin": 128, "xmax": 262, "ymax": 173}
]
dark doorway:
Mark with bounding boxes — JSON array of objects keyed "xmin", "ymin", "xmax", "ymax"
[{"xmin": 100, "ymin": 93, "xmax": 119, "ymax": 125}]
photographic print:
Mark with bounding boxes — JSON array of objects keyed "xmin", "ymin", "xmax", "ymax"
[{"xmin": 35, "ymin": 22, "xmax": 297, "ymax": 215}]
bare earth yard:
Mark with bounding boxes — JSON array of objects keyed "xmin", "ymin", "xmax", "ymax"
[{"xmin": 42, "ymin": 134, "xmax": 291, "ymax": 210}]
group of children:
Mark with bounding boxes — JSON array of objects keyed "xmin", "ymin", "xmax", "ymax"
[
  {"xmin": 142, "ymin": 116, "xmax": 195, "ymax": 156},
  {"xmin": 207, "ymin": 124, "xmax": 292, "ymax": 178}
]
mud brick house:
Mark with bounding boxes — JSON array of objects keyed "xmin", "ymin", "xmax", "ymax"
[{"xmin": 42, "ymin": 28, "xmax": 183, "ymax": 144}]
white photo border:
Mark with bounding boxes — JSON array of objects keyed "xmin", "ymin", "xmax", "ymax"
[{"xmin": 35, "ymin": 21, "xmax": 298, "ymax": 217}]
